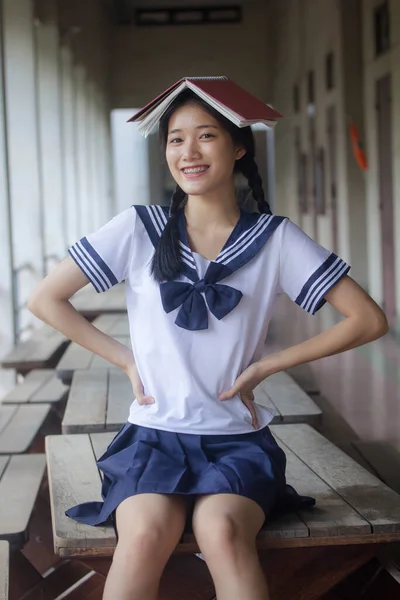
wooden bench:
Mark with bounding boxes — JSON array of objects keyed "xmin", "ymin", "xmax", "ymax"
[
  {"xmin": 45, "ymin": 424, "xmax": 400, "ymax": 599},
  {"xmin": 1, "ymin": 325, "xmax": 69, "ymax": 375},
  {"xmin": 0, "ymin": 542, "xmax": 8, "ymax": 600},
  {"xmin": 90, "ymin": 313, "xmax": 129, "ymax": 336},
  {"xmin": 70, "ymin": 284, "xmax": 127, "ymax": 319},
  {"xmin": 1, "ymin": 370, "xmax": 69, "ymax": 407},
  {"xmin": 56, "ymin": 337, "xmax": 131, "ymax": 384},
  {"xmin": 0, "ymin": 404, "xmax": 52, "ymax": 454},
  {"xmin": 256, "ymin": 371, "xmax": 322, "ymax": 424},
  {"xmin": 0, "ymin": 454, "xmax": 46, "ymax": 550},
  {"xmin": 61, "ymin": 369, "xmax": 322, "ymax": 434}
]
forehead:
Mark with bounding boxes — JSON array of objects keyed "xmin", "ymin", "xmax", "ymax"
[{"xmin": 168, "ymin": 102, "xmax": 219, "ymax": 131}]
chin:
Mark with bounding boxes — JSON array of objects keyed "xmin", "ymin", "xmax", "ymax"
[{"xmin": 180, "ymin": 182, "xmax": 213, "ymax": 197}]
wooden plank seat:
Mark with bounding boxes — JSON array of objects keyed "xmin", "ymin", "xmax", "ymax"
[
  {"xmin": 256, "ymin": 371, "xmax": 322, "ymax": 425},
  {"xmin": 90, "ymin": 313, "xmax": 129, "ymax": 337},
  {"xmin": 70, "ymin": 284, "xmax": 127, "ymax": 319},
  {"xmin": 56, "ymin": 337, "xmax": 131, "ymax": 385},
  {"xmin": 46, "ymin": 423, "xmax": 400, "ymax": 557},
  {"xmin": 61, "ymin": 369, "xmax": 322, "ymax": 434},
  {"xmin": 0, "ymin": 542, "xmax": 8, "ymax": 600},
  {"xmin": 0, "ymin": 454, "xmax": 46, "ymax": 550},
  {"xmin": 46, "ymin": 424, "xmax": 400, "ymax": 599},
  {"xmin": 1, "ymin": 325, "xmax": 69, "ymax": 375},
  {"xmin": 1, "ymin": 370, "xmax": 69, "ymax": 407},
  {"xmin": 0, "ymin": 404, "xmax": 52, "ymax": 454}
]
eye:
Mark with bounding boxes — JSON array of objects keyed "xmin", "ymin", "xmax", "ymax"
[
  {"xmin": 200, "ymin": 133, "xmax": 215, "ymax": 139},
  {"xmin": 169, "ymin": 137, "xmax": 183, "ymax": 144}
]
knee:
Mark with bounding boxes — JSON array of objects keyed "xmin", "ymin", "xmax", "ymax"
[
  {"xmin": 115, "ymin": 524, "xmax": 173, "ymax": 563},
  {"xmin": 195, "ymin": 516, "xmax": 247, "ymax": 559}
]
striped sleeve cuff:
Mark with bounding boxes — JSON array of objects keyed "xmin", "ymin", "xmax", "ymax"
[
  {"xmin": 295, "ymin": 253, "xmax": 350, "ymax": 315},
  {"xmin": 68, "ymin": 237, "xmax": 118, "ymax": 293}
]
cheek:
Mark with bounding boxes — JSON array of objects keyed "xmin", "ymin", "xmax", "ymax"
[{"xmin": 165, "ymin": 152, "xmax": 178, "ymax": 175}]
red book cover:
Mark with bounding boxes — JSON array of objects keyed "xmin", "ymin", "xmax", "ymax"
[
  {"xmin": 188, "ymin": 79, "xmax": 283, "ymax": 121},
  {"xmin": 128, "ymin": 77, "xmax": 282, "ymax": 124}
]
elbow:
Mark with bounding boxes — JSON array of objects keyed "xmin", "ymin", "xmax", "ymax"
[
  {"xmin": 367, "ymin": 309, "xmax": 389, "ymax": 342},
  {"xmin": 27, "ymin": 285, "xmax": 51, "ymax": 318},
  {"xmin": 27, "ymin": 292, "xmax": 42, "ymax": 317}
]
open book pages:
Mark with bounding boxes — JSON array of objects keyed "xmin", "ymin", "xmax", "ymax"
[{"xmin": 134, "ymin": 77, "xmax": 280, "ymax": 137}]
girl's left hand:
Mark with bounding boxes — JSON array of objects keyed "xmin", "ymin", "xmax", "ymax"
[{"xmin": 219, "ymin": 363, "xmax": 263, "ymax": 430}]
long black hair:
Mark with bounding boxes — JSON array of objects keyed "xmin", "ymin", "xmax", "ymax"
[{"xmin": 151, "ymin": 90, "xmax": 271, "ymax": 282}]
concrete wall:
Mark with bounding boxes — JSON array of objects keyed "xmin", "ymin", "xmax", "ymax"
[
  {"xmin": 111, "ymin": 1, "xmax": 270, "ymax": 108},
  {"xmin": 268, "ymin": 0, "xmax": 369, "ymax": 290},
  {"xmin": 362, "ymin": 0, "xmax": 400, "ymax": 318}
]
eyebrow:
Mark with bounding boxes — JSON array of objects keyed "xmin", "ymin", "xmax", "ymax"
[{"xmin": 168, "ymin": 124, "xmax": 219, "ymax": 135}]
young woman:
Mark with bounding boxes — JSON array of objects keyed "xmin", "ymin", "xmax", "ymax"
[{"xmin": 28, "ymin": 89, "xmax": 388, "ymax": 600}]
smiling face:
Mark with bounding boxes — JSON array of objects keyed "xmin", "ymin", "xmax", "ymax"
[{"xmin": 165, "ymin": 102, "xmax": 246, "ymax": 198}]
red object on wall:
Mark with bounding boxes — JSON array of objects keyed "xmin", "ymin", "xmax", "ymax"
[{"xmin": 349, "ymin": 122, "xmax": 368, "ymax": 170}]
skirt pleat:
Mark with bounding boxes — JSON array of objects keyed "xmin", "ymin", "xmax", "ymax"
[{"xmin": 66, "ymin": 422, "xmax": 315, "ymax": 527}]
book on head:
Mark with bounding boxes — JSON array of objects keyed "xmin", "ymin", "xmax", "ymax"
[{"xmin": 128, "ymin": 76, "xmax": 283, "ymax": 137}]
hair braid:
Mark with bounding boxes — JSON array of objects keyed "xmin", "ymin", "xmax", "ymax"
[
  {"xmin": 238, "ymin": 154, "xmax": 272, "ymax": 214},
  {"xmin": 151, "ymin": 185, "xmax": 187, "ymax": 281},
  {"xmin": 169, "ymin": 184, "xmax": 187, "ymax": 216}
]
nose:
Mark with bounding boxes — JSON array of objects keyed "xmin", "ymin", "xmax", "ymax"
[{"xmin": 182, "ymin": 137, "xmax": 201, "ymax": 162}]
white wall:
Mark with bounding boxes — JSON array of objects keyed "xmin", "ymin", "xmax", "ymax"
[
  {"xmin": 0, "ymin": 2, "xmax": 16, "ymax": 397},
  {"xmin": 111, "ymin": 109, "xmax": 151, "ymax": 211},
  {"xmin": 110, "ymin": 1, "xmax": 270, "ymax": 109},
  {"xmin": 35, "ymin": 16, "xmax": 65, "ymax": 271},
  {"xmin": 3, "ymin": 0, "xmax": 44, "ymax": 340},
  {"xmin": 0, "ymin": 0, "xmax": 114, "ymax": 375}
]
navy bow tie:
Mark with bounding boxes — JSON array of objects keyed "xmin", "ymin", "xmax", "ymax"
[{"xmin": 159, "ymin": 262, "xmax": 243, "ymax": 331}]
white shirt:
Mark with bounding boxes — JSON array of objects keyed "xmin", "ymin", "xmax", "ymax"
[{"xmin": 68, "ymin": 205, "xmax": 350, "ymax": 435}]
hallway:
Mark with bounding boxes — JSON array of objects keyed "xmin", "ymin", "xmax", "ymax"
[{"xmin": 269, "ymin": 294, "xmax": 400, "ymax": 491}]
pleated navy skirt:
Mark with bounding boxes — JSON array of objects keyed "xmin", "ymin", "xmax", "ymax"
[{"xmin": 66, "ymin": 422, "xmax": 315, "ymax": 528}]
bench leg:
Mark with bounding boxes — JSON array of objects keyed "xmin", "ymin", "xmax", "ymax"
[
  {"xmin": 71, "ymin": 544, "xmax": 381, "ymax": 600},
  {"xmin": 9, "ymin": 550, "xmax": 43, "ymax": 600},
  {"xmin": 260, "ymin": 544, "xmax": 380, "ymax": 600},
  {"xmin": 80, "ymin": 555, "xmax": 216, "ymax": 600}
]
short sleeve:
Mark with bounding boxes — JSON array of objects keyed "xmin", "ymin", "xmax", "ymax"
[
  {"xmin": 278, "ymin": 219, "xmax": 350, "ymax": 314},
  {"xmin": 68, "ymin": 206, "xmax": 136, "ymax": 292}
]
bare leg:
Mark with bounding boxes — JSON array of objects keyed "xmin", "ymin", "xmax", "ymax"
[
  {"xmin": 192, "ymin": 494, "xmax": 269, "ymax": 600},
  {"xmin": 102, "ymin": 494, "xmax": 189, "ymax": 600}
]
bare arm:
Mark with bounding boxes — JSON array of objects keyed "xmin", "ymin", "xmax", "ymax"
[
  {"xmin": 27, "ymin": 257, "xmax": 133, "ymax": 370},
  {"xmin": 219, "ymin": 276, "xmax": 389, "ymax": 412},
  {"xmin": 257, "ymin": 275, "xmax": 388, "ymax": 377}
]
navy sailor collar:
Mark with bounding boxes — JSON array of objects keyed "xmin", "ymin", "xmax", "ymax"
[{"xmin": 134, "ymin": 205, "xmax": 286, "ymax": 330}]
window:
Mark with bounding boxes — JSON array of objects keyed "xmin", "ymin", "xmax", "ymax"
[
  {"xmin": 293, "ymin": 84, "xmax": 300, "ymax": 113},
  {"xmin": 299, "ymin": 154, "xmax": 308, "ymax": 213},
  {"xmin": 315, "ymin": 148, "xmax": 326, "ymax": 215},
  {"xmin": 307, "ymin": 71, "xmax": 315, "ymax": 105},
  {"xmin": 326, "ymin": 52, "xmax": 334, "ymax": 90},
  {"xmin": 295, "ymin": 128, "xmax": 308, "ymax": 213},
  {"xmin": 374, "ymin": 1, "xmax": 390, "ymax": 56}
]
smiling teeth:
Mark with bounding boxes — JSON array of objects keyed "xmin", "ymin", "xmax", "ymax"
[{"xmin": 183, "ymin": 167, "xmax": 208, "ymax": 174}]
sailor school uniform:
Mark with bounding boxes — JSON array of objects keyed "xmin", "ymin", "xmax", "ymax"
[{"xmin": 65, "ymin": 205, "xmax": 350, "ymax": 526}]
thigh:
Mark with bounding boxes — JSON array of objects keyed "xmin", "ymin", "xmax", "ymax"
[
  {"xmin": 116, "ymin": 493, "xmax": 190, "ymax": 547},
  {"xmin": 192, "ymin": 493, "xmax": 265, "ymax": 546}
]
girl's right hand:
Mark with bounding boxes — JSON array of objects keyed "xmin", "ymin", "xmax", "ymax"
[{"xmin": 123, "ymin": 360, "xmax": 155, "ymax": 406}]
